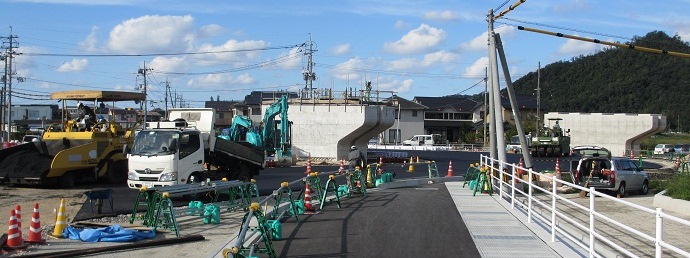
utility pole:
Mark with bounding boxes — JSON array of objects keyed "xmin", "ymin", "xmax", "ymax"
[
  {"xmin": 536, "ymin": 62, "xmax": 541, "ymax": 133},
  {"xmin": 0, "ymin": 54, "xmax": 6, "ymax": 143},
  {"xmin": 138, "ymin": 62, "xmax": 152, "ymax": 129},
  {"xmin": 302, "ymin": 34, "xmax": 316, "ymax": 99},
  {"xmin": 483, "ymin": 67, "xmax": 488, "ymax": 146},
  {"xmin": 164, "ymin": 79, "xmax": 170, "ymax": 120},
  {"xmin": 2, "ymin": 30, "xmax": 18, "ymax": 141}
]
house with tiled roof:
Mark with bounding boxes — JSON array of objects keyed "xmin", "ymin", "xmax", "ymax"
[
  {"xmin": 412, "ymin": 96, "xmax": 483, "ymax": 143},
  {"xmin": 381, "ymin": 95, "xmax": 428, "ymax": 144}
]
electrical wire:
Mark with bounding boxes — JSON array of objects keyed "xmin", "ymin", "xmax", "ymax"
[{"xmin": 21, "ymin": 44, "xmax": 304, "ymax": 57}]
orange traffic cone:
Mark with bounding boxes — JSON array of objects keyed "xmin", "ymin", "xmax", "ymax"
[
  {"xmin": 15, "ymin": 204, "xmax": 21, "ymax": 229},
  {"xmin": 446, "ymin": 160, "xmax": 454, "ymax": 177},
  {"xmin": 516, "ymin": 158, "xmax": 525, "ymax": 183},
  {"xmin": 630, "ymin": 151, "xmax": 634, "ymax": 159},
  {"xmin": 25, "ymin": 203, "xmax": 45, "ymax": 244},
  {"xmin": 5, "ymin": 209, "xmax": 26, "ymax": 250},
  {"xmin": 555, "ymin": 158, "xmax": 560, "ymax": 173},
  {"xmin": 305, "ymin": 157, "xmax": 312, "ymax": 175},
  {"xmin": 377, "ymin": 156, "xmax": 383, "ymax": 175},
  {"xmin": 52, "ymin": 198, "xmax": 67, "ymax": 238},
  {"xmin": 304, "ymin": 182, "xmax": 315, "ymax": 214},
  {"xmin": 338, "ymin": 159, "xmax": 345, "ymax": 173}
]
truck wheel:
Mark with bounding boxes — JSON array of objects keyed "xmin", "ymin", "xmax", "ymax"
[
  {"xmin": 59, "ymin": 172, "xmax": 75, "ymax": 189},
  {"xmin": 235, "ymin": 164, "xmax": 252, "ymax": 182}
]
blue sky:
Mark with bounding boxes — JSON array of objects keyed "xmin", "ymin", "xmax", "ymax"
[{"xmin": 3, "ymin": 0, "xmax": 690, "ymax": 108}]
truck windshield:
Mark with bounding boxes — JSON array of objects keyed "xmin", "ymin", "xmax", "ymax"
[
  {"xmin": 510, "ymin": 136, "xmax": 520, "ymax": 145},
  {"xmin": 131, "ymin": 131, "xmax": 179, "ymax": 156}
]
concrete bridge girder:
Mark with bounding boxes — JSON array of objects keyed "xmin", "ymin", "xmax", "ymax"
[
  {"xmin": 288, "ymin": 103, "xmax": 395, "ymax": 161},
  {"xmin": 544, "ymin": 112, "xmax": 667, "ymax": 157}
]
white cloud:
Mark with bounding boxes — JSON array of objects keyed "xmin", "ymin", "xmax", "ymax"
[
  {"xmin": 555, "ymin": 37, "xmax": 601, "ymax": 57},
  {"xmin": 271, "ymin": 47, "xmax": 302, "ymax": 70},
  {"xmin": 385, "ymin": 51, "xmax": 458, "ymax": 71},
  {"xmin": 187, "ymin": 73, "xmax": 255, "ymax": 87},
  {"xmin": 665, "ymin": 19, "xmax": 690, "ymax": 42},
  {"xmin": 149, "ymin": 56, "xmax": 188, "ymax": 73},
  {"xmin": 198, "ymin": 24, "xmax": 224, "ymax": 38},
  {"xmin": 330, "ymin": 57, "xmax": 368, "ymax": 81},
  {"xmin": 332, "ymin": 44, "xmax": 351, "ymax": 55},
  {"xmin": 107, "ymin": 15, "xmax": 195, "ymax": 54},
  {"xmin": 394, "ymin": 20, "xmax": 407, "ymax": 30},
  {"xmin": 462, "ymin": 57, "xmax": 489, "ymax": 78},
  {"xmin": 57, "ymin": 58, "xmax": 89, "ymax": 72},
  {"xmin": 461, "ymin": 25, "xmax": 516, "ymax": 52},
  {"xmin": 383, "ymin": 24, "xmax": 446, "ymax": 55},
  {"xmin": 14, "ymin": 46, "xmax": 43, "ymax": 78},
  {"xmin": 193, "ymin": 39, "xmax": 267, "ymax": 66},
  {"xmin": 79, "ymin": 26, "xmax": 99, "ymax": 52},
  {"xmin": 378, "ymin": 79, "xmax": 414, "ymax": 93},
  {"xmin": 424, "ymin": 10, "xmax": 459, "ymax": 21}
]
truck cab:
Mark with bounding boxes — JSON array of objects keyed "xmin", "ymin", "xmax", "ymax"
[
  {"xmin": 402, "ymin": 134, "xmax": 443, "ymax": 146},
  {"xmin": 127, "ymin": 122, "xmax": 205, "ymax": 189}
]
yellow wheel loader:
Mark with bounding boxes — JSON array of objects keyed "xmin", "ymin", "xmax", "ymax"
[{"xmin": 0, "ymin": 90, "xmax": 145, "ymax": 188}]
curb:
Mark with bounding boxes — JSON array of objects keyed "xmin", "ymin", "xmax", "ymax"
[{"xmin": 377, "ymin": 176, "xmax": 464, "ymax": 189}]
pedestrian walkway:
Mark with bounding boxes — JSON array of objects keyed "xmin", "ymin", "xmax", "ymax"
[{"xmin": 445, "ymin": 182, "xmax": 585, "ymax": 258}]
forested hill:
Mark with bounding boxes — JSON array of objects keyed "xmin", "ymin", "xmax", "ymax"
[{"xmin": 509, "ymin": 31, "xmax": 690, "ymax": 131}]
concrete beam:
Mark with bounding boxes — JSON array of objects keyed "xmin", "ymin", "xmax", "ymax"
[
  {"xmin": 544, "ymin": 112, "xmax": 666, "ymax": 157},
  {"xmin": 288, "ymin": 103, "xmax": 394, "ymax": 161}
]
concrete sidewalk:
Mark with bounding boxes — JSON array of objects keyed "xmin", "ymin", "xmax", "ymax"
[{"xmin": 446, "ymin": 182, "xmax": 587, "ymax": 258}]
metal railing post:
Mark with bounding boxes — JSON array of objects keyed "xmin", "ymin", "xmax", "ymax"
[
  {"xmin": 511, "ymin": 165, "xmax": 515, "ymax": 210},
  {"xmin": 528, "ymin": 169, "xmax": 532, "ymax": 223},
  {"xmin": 551, "ymin": 174, "xmax": 556, "ymax": 242},
  {"xmin": 589, "ymin": 187, "xmax": 595, "ymax": 258},
  {"xmin": 656, "ymin": 208, "xmax": 663, "ymax": 258},
  {"xmin": 499, "ymin": 165, "xmax": 504, "ymax": 200}
]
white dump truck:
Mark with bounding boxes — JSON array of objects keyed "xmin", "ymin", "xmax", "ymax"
[{"xmin": 126, "ymin": 108, "xmax": 265, "ymax": 189}]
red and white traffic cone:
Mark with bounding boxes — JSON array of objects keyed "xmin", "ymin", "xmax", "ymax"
[
  {"xmin": 338, "ymin": 159, "xmax": 345, "ymax": 174},
  {"xmin": 304, "ymin": 182, "xmax": 315, "ymax": 214},
  {"xmin": 630, "ymin": 151, "xmax": 634, "ymax": 159},
  {"xmin": 15, "ymin": 204, "xmax": 21, "ymax": 229},
  {"xmin": 305, "ymin": 157, "xmax": 312, "ymax": 175},
  {"xmin": 5, "ymin": 209, "xmax": 26, "ymax": 250},
  {"xmin": 377, "ymin": 156, "xmax": 383, "ymax": 175},
  {"xmin": 516, "ymin": 158, "xmax": 525, "ymax": 183},
  {"xmin": 446, "ymin": 160, "xmax": 454, "ymax": 177},
  {"xmin": 555, "ymin": 158, "xmax": 562, "ymax": 187},
  {"xmin": 25, "ymin": 203, "xmax": 45, "ymax": 244}
]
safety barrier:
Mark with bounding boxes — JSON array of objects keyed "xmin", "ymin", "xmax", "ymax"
[{"xmin": 480, "ymin": 154, "xmax": 690, "ymax": 258}]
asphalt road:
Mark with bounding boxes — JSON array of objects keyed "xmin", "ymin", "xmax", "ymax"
[
  {"xmin": 273, "ymin": 184, "xmax": 481, "ymax": 258},
  {"xmin": 73, "ymin": 150, "xmax": 664, "ymax": 221}
]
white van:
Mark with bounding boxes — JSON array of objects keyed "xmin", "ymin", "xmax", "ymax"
[{"xmin": 402, "ymin": 134, "xmax": 443, "ymax": 146}]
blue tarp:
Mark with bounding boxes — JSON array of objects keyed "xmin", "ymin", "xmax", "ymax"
[{"xmin": 63, "ymin": 224, "xmax": 156, "ymax": 242}]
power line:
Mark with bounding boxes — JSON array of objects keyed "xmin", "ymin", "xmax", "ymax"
[{"xmin": 21, "ymin": 44, "xmax": 304, "ymax": 57}]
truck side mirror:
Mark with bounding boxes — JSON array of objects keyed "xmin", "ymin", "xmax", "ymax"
[{"xmin": 123, "ymin": 144, "xmax": 131, "ymax": 154}]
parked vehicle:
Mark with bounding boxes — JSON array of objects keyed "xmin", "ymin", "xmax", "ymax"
[
  {"xmin": 570, "ymin": 145, "xmax": 649, "ymax": 198},
  {"xmin": 21, "ymin": 135, "xmax": 42, "ymax": 144},
  {"xmin": 402, "ymin": 134, "xmax": 444, "ymax": 146},
  {"xmin": 674, "ymin": 144, "xmax": 690, "ymax": 154},
  {"xmin": 506, "ymin": 134, "xmax": 531, "ymax": 154},
  {"xmin": 653, "ymin": 144, "xmax": 674, "ymax": 155}
]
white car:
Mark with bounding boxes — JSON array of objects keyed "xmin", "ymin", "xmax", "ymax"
[{"xmin": 653, "ymin": 144, "xmax": 674, "ymax": 155}]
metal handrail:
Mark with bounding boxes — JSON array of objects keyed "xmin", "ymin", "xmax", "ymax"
[{"xmin": 480, "ymin": 154, "xmax": 690, "ymax": 258}]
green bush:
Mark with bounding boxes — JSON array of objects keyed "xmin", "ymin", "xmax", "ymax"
[{"xmin": 665, "ymin": 174, "xmax": 690, "ymax": 201}]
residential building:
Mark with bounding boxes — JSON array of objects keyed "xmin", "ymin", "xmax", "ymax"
[
  {"xmin": 412, "ymin": 96, "xmax": 482, "ymax": 143},
  {"xmin": 382, "ymin": 95, "xmax": 427, "ymax": 144},
  {"xmin": 205, "ymin": 100, "xmax": 239, "ymax": 128}
]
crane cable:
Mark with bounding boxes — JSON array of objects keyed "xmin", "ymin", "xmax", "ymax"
[{"xmin": 517, "ymin": 25, "xmax": 690, "ymax": 59}]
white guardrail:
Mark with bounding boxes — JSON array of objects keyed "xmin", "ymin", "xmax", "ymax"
[{"xmin": 479, "ymin": 155, "xmax": 690, "ymax": 258}]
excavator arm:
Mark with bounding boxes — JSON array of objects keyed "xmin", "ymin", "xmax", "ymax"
[{"xmin": 260, "ymin": 95, "xmax": 292, "ymax": 160}]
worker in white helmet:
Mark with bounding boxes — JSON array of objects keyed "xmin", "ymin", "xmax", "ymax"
[{"xmin": 347, "ymin": 145, "xmax": 366, "ymax": 171}]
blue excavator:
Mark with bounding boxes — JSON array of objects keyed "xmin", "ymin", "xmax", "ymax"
[{"xmin": 220, "ymin": 95, "xmax": 292, "ymax": 164}]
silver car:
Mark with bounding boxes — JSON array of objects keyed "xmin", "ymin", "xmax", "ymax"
[{"xmin": 571, "ymin": 146, "xmax": 649, "ymax": 198}]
